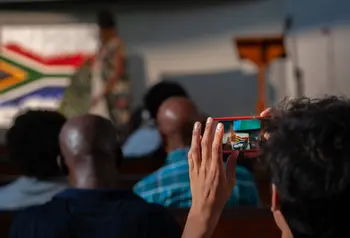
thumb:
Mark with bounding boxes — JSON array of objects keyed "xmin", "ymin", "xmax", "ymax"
[{"xmin": 225, "ymin": 152, "xmax": 237, "ymax": 189}]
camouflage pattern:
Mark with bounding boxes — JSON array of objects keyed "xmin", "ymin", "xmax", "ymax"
[{"xmin": 59, "ymin": 60, "xmax": 92, "ymax": 118}]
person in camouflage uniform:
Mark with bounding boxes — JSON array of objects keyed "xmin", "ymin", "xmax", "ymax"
[
  {"xmin": 89, "ymin": 11, "xmax": 130, "ymax": 126},
  {"xmin": 61, "ymin": 11, "xmax": 130, "ymax": 126}
]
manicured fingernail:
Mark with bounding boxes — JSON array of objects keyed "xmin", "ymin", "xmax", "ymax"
[
  {"xmin": 206, "ymin": 117, "xmax": 212, "ymax": 123},
  {"xmin": 193, "ymin": 122, "xmax": 200, "ymax": 130},
  {"xmin": 216, "ymin": 123, "xmax": 223, "ymax": 131}
]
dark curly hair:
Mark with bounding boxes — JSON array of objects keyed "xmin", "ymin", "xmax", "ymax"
[
  {"xmin": 264, "ymin": 96, "xmax": 350, "ymax": 238},
  {"xmin": 143, "ymin": 81, "xmax": 188, "ymax": 119},
  {"xmin": 6, "ymin": 110, "xmax": 66, "ymax": 179}
]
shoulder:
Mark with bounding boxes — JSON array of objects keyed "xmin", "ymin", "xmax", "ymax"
[
  {"xmin": 13, "ymin": 200, "xmax": 60, "ymax": 222},
  {"xmin": 9, "ymin": 200, "xmax": 69, "ymax": 238},
  {"xmin": 134, "ymin": 203, "xmax": 182, "ymax": 237}
]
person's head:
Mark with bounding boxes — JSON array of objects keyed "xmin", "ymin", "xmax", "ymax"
[
  {"xmin": 59, "ymin": 114, "xmax": 122, "ymax": 189},
  {"xmin": 157, "ymin": 97, "xmax": 199, "ymax": 152},
  {"xmin": 6, "ymin": 110, "xmax": 66, "ymax": 179},
  {"xmin": 59, "ymin": 115, "xmax": 123, "ymax": 188},
  {"xmin": 143, "ymin": 81, "xmax": 188, "ymax": 120},
  {"xmin": 264, "ymin": 96, "xmax": 350, "ymax": 238},
  {"xmin": 97, "ymin": 10, "xmax": 116, "ymax": 44}
]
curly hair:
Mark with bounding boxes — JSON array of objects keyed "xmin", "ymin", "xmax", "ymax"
[
  {"xmin": 143, "ymin": 81, "xmax": 188, "ymax": 120},
  {"xmin": 263, "ymin": 96, "xmax": 350, "ymax": 238},
  {"xmin": 6, "ymin": 110, "xmax": 66, "ymax": 179}
]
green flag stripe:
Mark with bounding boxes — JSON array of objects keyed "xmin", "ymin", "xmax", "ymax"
[{"xmin": 0, "ymin": 56, "xmax": 70, "ymax": 94}]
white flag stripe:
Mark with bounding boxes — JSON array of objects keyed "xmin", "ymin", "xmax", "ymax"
[
  {"xmin": 1, "ymin": 47, "xmax": 78, "ymax": 74},
  {"xmin": 0, "ymin": 77, "xmax": 69, "ymax": 103}
]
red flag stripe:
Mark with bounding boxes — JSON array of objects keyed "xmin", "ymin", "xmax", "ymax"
[{"xmin": 4, "ymin": 44, "xmax": 93, "ymax": 68}]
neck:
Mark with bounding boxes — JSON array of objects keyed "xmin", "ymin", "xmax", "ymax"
[
  {"xmin": 102, "ymin": 32, "xmax": 117, "ymax": 45},
  {"xmin": 166, "ymin": 136, "xmax": 187, "ymax": 152},
  {"xmin": 69, "ymin": 169, "xmax": 119, "ymax": 189}
]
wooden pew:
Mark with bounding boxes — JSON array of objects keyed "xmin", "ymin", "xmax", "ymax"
[
  {"xmin": 120, "ymin": 147, "xmax": 166, "ymax": 175},
  {"xmin": 0, "ymin": 212, "xmax": 14, "ymax": 237},
  {"xmin": 172, "ymin": 207, "xmax": 280, "ymax": 238}
]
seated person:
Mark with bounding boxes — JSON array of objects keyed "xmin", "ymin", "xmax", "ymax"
[
  {"xmin": 134, "ymin": 97, "xmax": 259, "ymax": 207},
  {"xmin": 10, "ymin": 115, "xmax": 181, "ymax": 238},
  {"xmin": 0, "ymin": 110, "xmax": 67, "ymax": 210},
  {"xmin": 122, "ymin": 81, "xmax": 189, "ymax": 158}
]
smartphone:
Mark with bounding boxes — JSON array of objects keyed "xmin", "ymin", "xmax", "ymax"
[{"xmin": 213, "ymin": 116, "xmax": 265, "ymax": 158}]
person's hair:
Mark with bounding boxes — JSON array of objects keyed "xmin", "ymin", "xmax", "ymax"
[
  {"xmin": 264, "ymin": 96, "xmax": 350, "ymax": 238},
  {"xmin": 143, "ymin": 81, "xmax": 188, "ymax": 119},
  {"xmin": 97, "ymin": 10, "xmax": 116, "ymax": 29},
  {"xmin": 6, "ymin": 110, "xmax": 66, "ymax": 179}
]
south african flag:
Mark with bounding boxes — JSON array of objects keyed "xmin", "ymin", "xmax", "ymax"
[{"xmin": 0, "ymin": 43, "xmax": 92, "ymax": 127}]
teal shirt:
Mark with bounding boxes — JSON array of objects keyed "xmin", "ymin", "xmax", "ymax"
[{"xmin": 134, "ymin": 148, "xmax": 260, "ymax": 208}]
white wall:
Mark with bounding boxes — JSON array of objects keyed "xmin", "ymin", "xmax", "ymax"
[
  {"xmin": 285, "ymin": 0, "xmax": 350, "ymax": 97},
  {"xmin": 117, "ymin": 0, "xmax": 285, "ymax": 115}
]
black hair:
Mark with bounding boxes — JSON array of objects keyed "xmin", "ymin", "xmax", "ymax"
[
  {"xmin": 143, "ymin": 81, "xmax": 188, "ymax": 119},
  {"xmin": 263, "ymin": 96, "xmax": 350, "ymax": 238},
  {"xmin": 6, "ymin": 110, "xmax": 66, "ymax": 179},
  {"xmin": 97, "ymin": 10, "xmax": 116, "ymax": 29}
]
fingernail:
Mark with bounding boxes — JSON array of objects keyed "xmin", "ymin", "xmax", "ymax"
[
  {"xmin": 216, "ymin": 123, "xmax": 223, "ymax": 131},
  {"xmin": 193, "ymin": 122, "xmax": 199, "ymax": 130},
  {"xmin": 206, "ymin": 117, "xmax": 212, "ymax": 123}
]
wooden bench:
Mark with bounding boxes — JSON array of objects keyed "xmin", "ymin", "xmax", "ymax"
[
  {"xmin": 172, "ymin": 207, "xmax": 280, "ymax": 238},
  {"xmin": 0, "ymin": 212, "xmax": 14, "ymax": 237}
]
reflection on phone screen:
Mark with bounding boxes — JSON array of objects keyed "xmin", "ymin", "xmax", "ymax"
[{"xmin": 221, "ymin": 119, "xmax": 262, "ymax": 151}]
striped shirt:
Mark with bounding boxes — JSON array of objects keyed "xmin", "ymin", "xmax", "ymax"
[{"xmin": 133, "ymin": 148, "xmax": 260, "ymax": 208}]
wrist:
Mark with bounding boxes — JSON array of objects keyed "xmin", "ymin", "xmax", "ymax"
[{"xmin": 182, "ymin": 208, "xmax": 219, "ymax": 238}]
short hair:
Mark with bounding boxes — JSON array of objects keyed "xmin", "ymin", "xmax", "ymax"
[
  {"xmin": 264, "ymin": 96, "xmax": 350, "ymax": 237},
  {"xmin": 143, "ymin": 81, "xmax": 188, "ymax": 119},
  {"xmin": 6, "ymin": 110, "xmax": 66, "ymax": 178},
  {"xmin": 97, "ymin": 10, "xmax": 116, "ymax": 29}
]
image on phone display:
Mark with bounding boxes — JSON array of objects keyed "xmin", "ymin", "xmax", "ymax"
[{"xmin": 217, "ymin": 118, "xmax": 263, "ymax": 152}]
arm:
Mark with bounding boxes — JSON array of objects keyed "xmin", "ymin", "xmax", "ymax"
[
  {"xmin": 182, "ymin": 209, "xmax": 220, "ymax": 238},
  {"xmin": 183, "ymin": 119, "xmax": 237, "ymax": 238}
]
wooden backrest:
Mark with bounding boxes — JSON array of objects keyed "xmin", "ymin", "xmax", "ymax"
[
  {"xmin": 171, "ymin": 207, "xmax": 280, "ymax": 238},
  {"xmin": 0, "ymin": 211, "xmax": 14, "ymax": 237},
  {"xmin": 120, "ymin": 147, "xmax": 166, "ymax": 175}
]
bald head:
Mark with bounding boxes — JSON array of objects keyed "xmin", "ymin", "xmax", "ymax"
[
  {"xmin": 59, "ymin": 115, "xmax": 119, "ymax": 166},
  {"xmin": 157, "ymin": 97, "xmax": 198, "ymax": 138}
]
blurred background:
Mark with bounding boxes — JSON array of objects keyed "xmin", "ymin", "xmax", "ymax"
[{"xmin": 0, "ymin": 0, "xmax": 348, "ymax": 132}]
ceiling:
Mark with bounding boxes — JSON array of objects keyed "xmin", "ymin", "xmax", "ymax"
[{"xmin": 0, "ymin": 0, "xmax": 263, "ymax": 12}]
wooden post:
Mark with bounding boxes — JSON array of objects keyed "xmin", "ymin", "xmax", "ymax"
[{"xmin": 235, "ymin": 36, "xmax": 285, "ymax": 114}]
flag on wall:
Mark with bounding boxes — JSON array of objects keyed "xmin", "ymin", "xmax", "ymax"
[{"xmin": 0, "ymin": 24, "xmax": 97, "ymax": 128}]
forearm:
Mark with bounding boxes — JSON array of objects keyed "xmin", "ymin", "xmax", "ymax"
[{"xmin": 182, "ymin": 209, "xmax": 220, "ymax": 238}]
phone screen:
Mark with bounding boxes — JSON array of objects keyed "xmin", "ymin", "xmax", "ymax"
[{"xmin": 220, "ymin": 119, "xmax": 262, "ymax": 151}]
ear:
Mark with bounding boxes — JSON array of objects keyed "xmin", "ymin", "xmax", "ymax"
[
  {"xmin": 271, "ymin": 184, "xmax": 293, "ymax": 237},
  {"xmin": 271, "ymin": 184, "xmax": 280, "ymax": 212},
  {"xmin": 57, "ymin": 155, "xmax": 69, "ymax": 175}
]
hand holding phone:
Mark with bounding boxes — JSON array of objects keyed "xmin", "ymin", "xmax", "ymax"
[{"xmin": 213, "ymin": 116, "xmax": 265, "ymax": 157}]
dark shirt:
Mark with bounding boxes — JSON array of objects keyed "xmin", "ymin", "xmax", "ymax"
[{"xmin": 9, "ymin": 188, "xmax": 182, "ymax": 238}]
